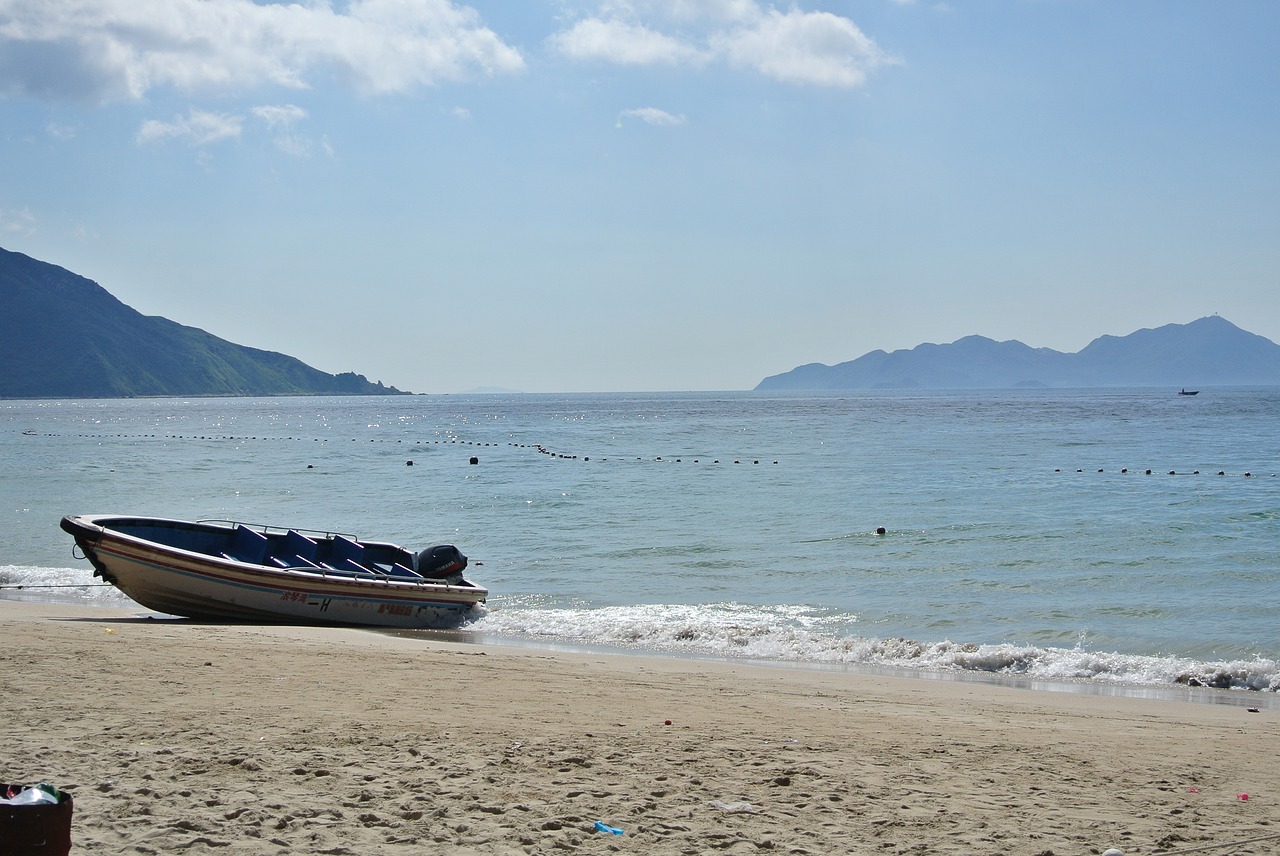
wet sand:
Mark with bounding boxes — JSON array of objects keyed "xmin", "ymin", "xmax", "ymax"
[{"xmin": 3, "ymin": 599, "xmax": 1277, "ymax": 855}]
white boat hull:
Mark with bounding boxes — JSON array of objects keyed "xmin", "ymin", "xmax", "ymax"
[{"xmin": 62, "ymin": 515, "xmax": 487, "ymax": 628}]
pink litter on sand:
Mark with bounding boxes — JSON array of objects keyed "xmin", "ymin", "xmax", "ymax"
[{"xmin": 1237, "ymin": 793, "xmax": 1249, "ymax": 801}]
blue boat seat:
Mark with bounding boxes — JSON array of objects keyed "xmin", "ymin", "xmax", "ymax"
[
  {"xmin": 271, "ymin": 554, "xmax": 321, "ymax": 569},
  {"xmin": 223, "ymin": 525, "xmax": 268, "ymax": 565},
  {"xmin": 390, "ymin": 563, "xmax": 424, "ymax": 579},
  {"xmin": 268, "ymin": 530, "xmax": 320, "ymax": 568},
  {"xmin": 321, "ymin": 535, "xmax": 370, "ymax": 573},
  {"xmin": 285, "ymin": 530, "xmax": 319, "ymax": 562},
  {"xmin": 331, "ymin": 534, "xmax": 364, "ymax": 561},
  {"xmin": 310, "ymin": 563, "xmax": 380, "ymax": 579}
]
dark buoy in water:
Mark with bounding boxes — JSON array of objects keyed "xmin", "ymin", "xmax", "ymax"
[
  {"xmin": 406, "ymin": 460, "xmax": 413, "ymax": 466},
  {"xmin": 875, "ymin": 526, "xmax": 887, "ymax": 536},
  {"xmin": 469, "ymin": 456, "xmax": 479, "ymax": 465}
]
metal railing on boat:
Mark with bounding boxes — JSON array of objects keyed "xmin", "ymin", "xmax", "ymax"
[{"xmin": 197, "ymin": 519, "xmax": 361, "ymax": 542}]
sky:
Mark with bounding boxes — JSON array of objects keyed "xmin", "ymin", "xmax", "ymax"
[{"xmin": 1, "ymin": 1, "xmax": 1278, "ymax": 394}]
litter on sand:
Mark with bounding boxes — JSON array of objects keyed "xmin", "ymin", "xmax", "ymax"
[{"xmin": 707, "ymin": 800, "xmax": 757, "ymax": 813}]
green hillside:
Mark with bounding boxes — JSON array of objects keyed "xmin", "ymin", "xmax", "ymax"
[{"xmin": 0, "ymin": 247, "xmax": 409, "ymax": 398}]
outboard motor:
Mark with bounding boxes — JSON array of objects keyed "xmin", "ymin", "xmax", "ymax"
[{"xmin": 415, "ymin": 545, "xmax": 468, "ymax": 580}]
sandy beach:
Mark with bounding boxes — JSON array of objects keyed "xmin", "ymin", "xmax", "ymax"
[{"xmin": 2, "ymin": 600, "xmax": 1276, "ymax": 855}]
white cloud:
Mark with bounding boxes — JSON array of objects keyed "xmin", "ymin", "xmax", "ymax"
[
  {"xmin": 616, "ymin": 107, "xmax": 686, "ymax": 127},
  {"xmin": 0, "ymin": 206, "xmax": 36, "ymax": 236},
  {"xmin": 251, "ymin": 104, "xmax": 308, "ymax": 130},
  {"xmin": 551, "ymin": 1, "xmax": 891, "ymax": 87},
  {"xmin": 583, "ymin": 1, "xmax": 759, "ymax": 26},
  {"xmin": 135, "ymin": 103, "xmax": 324, "ymax": 155},
  {"xmin": 713, "ymin": 9, "xmax": 886, "ymax": 87},
  {"xmin": 551, "ymin": 18, "xmax": 704, "ymax": 66},
  {"xmin": 252, "ymin": 104, "xmax": 312, "ymax": 157},
  {"xmin": 0, "ymin": 0, "xmax": 525, "ymax": 104},
  {"xmin": 136, "ymin": 109, "xmax": 244, "ymax": 147},
  {"xmin": 45, "ymin": 122, "xmax": 77, "ymax": 140}
]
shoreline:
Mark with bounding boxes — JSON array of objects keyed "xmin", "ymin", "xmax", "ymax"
[
  {"xmin": 7, "ymin": 588, "xmax": 1280, "ymax": 709},
  {"xmin": 413, "ymin": 629, "xmax": 1280, "ymax": 711},
  {"xmin": 5, "ymin": 599, "xmax": 1279, "ymax": 854}
]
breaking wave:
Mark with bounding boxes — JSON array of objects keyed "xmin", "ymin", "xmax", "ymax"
[
  {"xmin": 0, "ymin": 564, "xmax": 132, "ymax": 606},
  {"xmin": 469, "ymin": 600, "xmax": 1280, "ymax": 692}
]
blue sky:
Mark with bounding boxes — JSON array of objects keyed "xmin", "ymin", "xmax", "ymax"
[{"xmin": 2, "ymin": 1, "xmax": 1277, "ymax": 393}]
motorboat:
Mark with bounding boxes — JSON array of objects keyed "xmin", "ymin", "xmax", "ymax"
[{"xmin": 60, "ymin": 514, "xmax": 486, "ymax": 627}]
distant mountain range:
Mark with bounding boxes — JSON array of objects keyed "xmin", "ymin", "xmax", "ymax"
[
  {"xmin": 0, "ymin": 246, "xmax": 408, "ymax": 398},
  {"xmin": 756, "ymin": 316, "xmax": 1280, "ymax": 391}
]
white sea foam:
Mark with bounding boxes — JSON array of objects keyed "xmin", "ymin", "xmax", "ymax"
[
  {"xmin": 469, "ymin": 601, "xmax": 1280, "ymax": 692},
  {"xmin": 0, "ymin": 564, "xmax": 133, "ymax": 606}
]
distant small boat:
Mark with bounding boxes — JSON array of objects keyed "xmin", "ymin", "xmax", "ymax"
[
  {"xmin": 60, "ymin": 514, "xmax": 486, "ymax": 627},
  {"xmin": 1178, "ymin": 388, "xmax": 1200, "ymax": 396}
]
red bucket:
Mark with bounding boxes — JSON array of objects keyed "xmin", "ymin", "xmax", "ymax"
[{"xmin": 0, "ymin": 785, "xmax": 73, "ymax": 856}]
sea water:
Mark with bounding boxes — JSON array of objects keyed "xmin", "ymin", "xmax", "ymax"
[{"xmin": 2, "ymin": 390, "xmax": 1277, "ymax": 695}]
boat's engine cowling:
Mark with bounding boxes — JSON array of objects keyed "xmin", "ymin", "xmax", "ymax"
[{"xmin": 416, "ymin": 545, "xmax": 468, "ymax": 579}]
